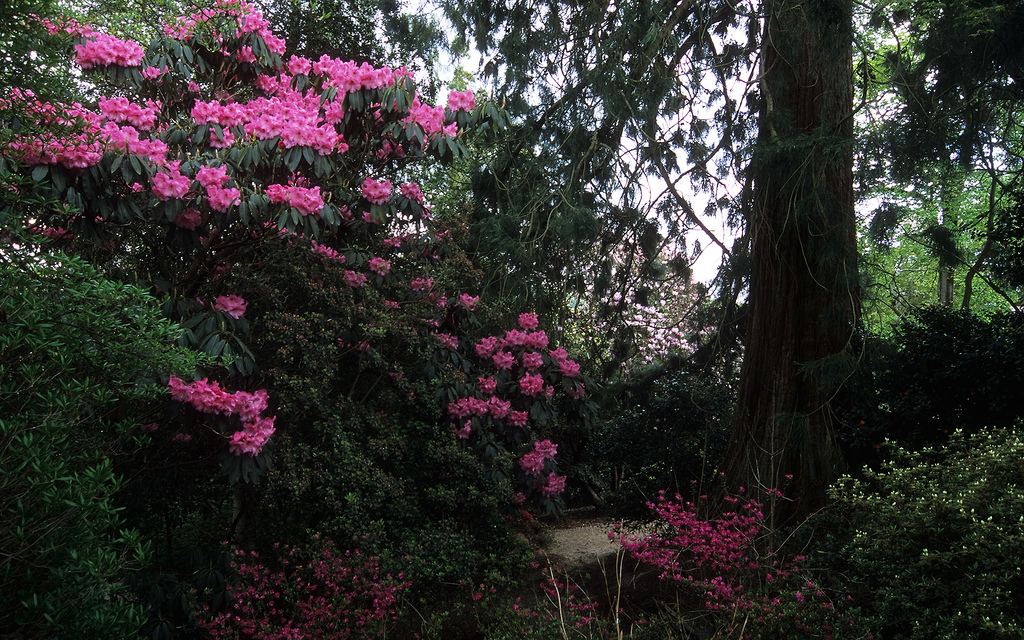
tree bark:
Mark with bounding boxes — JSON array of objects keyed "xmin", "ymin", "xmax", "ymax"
[{"xmin": 722, "ymin": 0, "xmax": 857, "ymax": 518}]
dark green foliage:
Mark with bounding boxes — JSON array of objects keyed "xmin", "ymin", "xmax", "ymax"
[
  {"xmin": 836, "ymin": 307, "xmax": 1024, "ymax": 467},
  {"xmin": 231, "ymin": 237, "xmax": 534, "ymax": 605},
  {"xmin": 990, "ymin": 193, "xmax": 1024, "ymax": 289},
  {"xmin": 595, "ymin": 370, "xmax": 733, "ymax": 515},
  {"xmin": 0, "ymin": 250, "xmax": 199, "ymax": 639},
  {"xmin": 815, "ymin": 427, "xmax": 1024, "ymax": 639},
  {"xmin": 0, "ymin": 1, "xmax": 78, "ymax": 100}
]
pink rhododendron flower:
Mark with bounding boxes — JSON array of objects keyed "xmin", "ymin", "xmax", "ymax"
[
  {"xmin": 174, "ymin": 208, "xmax": 203, "ymax": 230},
  {"xmin": 400, "ymin": 181, "xmax": 424, "ymax": 204},
  {"xmin": 152, "ymin": 162, "xmax": 191, "ymax": 200},
  {"xmin": 406, "ymin": 98, "xmax": 446, "ymax": 133},
  {"xmin": 214, "ymin": 294, "xmax": 247, "ymax": 319},
  {"xmin": 448, "ymin": 89, "xmax": 476, "ymax": 112},
  {"xmin": 559, "ymin": 359, "xmax": 581, "ymax": 378},
  {"xmin": 475, "ymin": 336, "xmax": 499, "ymax": 357},
  {"xmin": 361, "ymin": 176, "xmax": 392, "ymax": 204},
  {"xmin": 534, "ymin": 439, "xmax": 558, "ymax": 460},
  {"xmin": 75, "ymin": 32, "xmax": 145, "ymax": 68},
  {"xmin": 477, "ymin": 376, "xmax": 497, "ymax": 395},
  {"xmin": 492, "ymin": 351, "xmax": 516, "ymax": 370},
  {"xmin": 229, "ymin": 415, "xmax": 276, "ymax": 456},
  {"xmin": 232, "ymin": 389, "xmax": 269, "ymax": 422},
  {"xmin": 287, "ymin": 55, "xmax": 312, "ymax": 75},
  {"xmin": 541, "ymin": 472, "xmax": 566, "ymax": 496},
  {"xmin": 519, "ymin": 373, "xmax": 545, "ymax": 396},
  {"xmin": 487, "ymin": 396, "xmax": 511, "ymax": 418},
  {"xmin": 197, "ymin": 165, "xmax": 230, "ymax": 188},
  {"xmin": 368, "ymin": 257, "xmax": 391, "ymax": 275},
  {"xmin": 520, "ymin": 451, "xmax": 545, "ymax": 476},
  {"xmin": 509, "ymin": 411, "xmax": 529, "ymax": 428},
  {"xmin": 548, "ymin": 346, "xmax": 569, "ymax": 362},
  {"xmin": 207, "ymin": 186, "xmax": 241, "ymax": 212},
  {"xmin": 265, "ymin": 183, "xmax": 324, "ymax": 216},
  {"xmin": 437, "ymin": 333, "xmax": 459, "ymax": 350},
  {"xmin": 410, "ymin": 277, "xmax": 433, "ymax": 291},
  {"xmin": 99, "ymin": 96, "xmax": 160, "ymax": 129},
  {"xmin": 518, "ymin": 312, "xmax": 539, "ymax": 330},
  {"xmin": 522, "ymin": 351, "xmax": 544, "ymax": 370},
  {"xmin": 344, "ymin": 270, "xmax": 367, "ymax": 287},
  {"xmin": 458, "ymin": 293, "xmax": 479, "ymax": 310},
  {"xmin": 525, "ymin": 330, "xmax": 549, "ymax": 349}
]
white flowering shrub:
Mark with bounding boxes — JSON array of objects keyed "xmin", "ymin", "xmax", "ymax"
[{"xmin": 821, "ymin": 427, "xmax": 1024, "ymax": 639}]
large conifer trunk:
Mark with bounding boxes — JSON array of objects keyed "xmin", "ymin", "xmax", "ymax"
[{"xmin": 722, "ymin": 0, "xmax": 857, "ymax": 516}]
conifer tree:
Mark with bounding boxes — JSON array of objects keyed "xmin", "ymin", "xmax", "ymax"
[{"xmin": 721, "ymin": 0, "xmax": 856, "ymax": 513}]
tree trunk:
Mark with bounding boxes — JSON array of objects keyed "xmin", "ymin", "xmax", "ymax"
[{"xmin": 721, "ymin": 0, "xmax": 857, "ymax": 519}]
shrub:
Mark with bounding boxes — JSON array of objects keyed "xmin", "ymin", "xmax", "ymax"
[
  {"xmin": 198, "ymin": 540, "xmax": 410, "ymax": 639},
  {"xmin": 594, "ymin": 369, "xmax": 732, "ymax": 515},
  {"xmin": 618, "ymin": 488, "xmax": 864, "ymax": 639},
  {"xmin": 821, "ymin": 427, "xmax": 1024, "ymax": 639},
  {"xmin": 0, "ymin": 250, "xmax": 199, "ymax": 639},
  {"xmin": 837, "ymin": 307, "xmax": 1024, "ymax": 465}
]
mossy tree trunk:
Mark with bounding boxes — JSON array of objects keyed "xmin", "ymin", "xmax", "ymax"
[{"xmin": 722, "ymin": 0, "xmax": 858, "ymax": 518}]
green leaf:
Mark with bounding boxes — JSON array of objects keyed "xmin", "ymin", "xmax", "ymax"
[{"xmin": 31, "ymin": 165, "xmax": 49, "ymax": 182}]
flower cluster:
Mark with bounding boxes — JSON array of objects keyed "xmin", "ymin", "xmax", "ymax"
[
  {"xmin": 520, "ymin": 439, "xmax": 557, "ymax": 475},
  {"xmin": 616, "ymin": 489, "xmax": 862, "ymax": 638},
  {"xmin": 167, "ymin": 375, "xmax": 275, "ymax": 456},
  {"xmin": 361, "ymin": 177, "xmax": 392, "ymax": 205},
  {"xmin": 98, "ymin": 96, "xmax": 160, "ymax": 130},
  {"xmin": 74, "ymin": 32, "xmax": 145, "ymax": 68},
  {"xmin": 448, "ymin": 89, "xmax": 476, "ymax": 112},
  {"xmin": 199, "ymin": 542, "xmax": 410, "ymax": 639},
  {"xmin": 265, "ymin": 183, "xmax": 324, "ymax": 216},
  {"xmin": 213, "ymin": 294, "xmax": 247, "ymax": 319}
]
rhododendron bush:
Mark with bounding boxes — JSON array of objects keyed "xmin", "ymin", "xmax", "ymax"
[
  {"xmin": 0, "ymin": 0, "xmax": 532, "ymax": 479},
  {"xmin": 0, "ymin": 2, "xmax": 596, "ymax": 633}
]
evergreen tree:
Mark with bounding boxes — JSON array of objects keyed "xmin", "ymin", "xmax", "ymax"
[
  {"xmin": 860, "ymin": 0, "xmax": 1024, "ymax": 313},
  {"xmin": 721, "ymin": 0, "xmax": 856, "ymax": 513}
]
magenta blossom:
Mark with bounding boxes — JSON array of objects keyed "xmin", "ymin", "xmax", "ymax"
[
  {"xmin": 361, "ymin": 176, "xmax": 392, "ymax": 204},
  {"xmin": 522, "ymin": 351, "xmax": 544, "ymax": 370},
  {"xmin": 518, "ymin": 312, "xmax": 539, "ymax": 330},
  {"xmin": 458, "ymin": 293, "xmax": 479, "ymax": 310},
  {"xmin": 492, "ymin": 351, "xmax": 516, "ymax": 370},
  {"xmin": 344, "ymin": 270, "xmax": 367, "ymax": 287},
  {"xmin": 214, "ymin": 294, "xmax": 247, "ymax": 319},
  {"xmin": 519, "ymin": 373, "xmax": 545, "ymax": 396},
  {"xmin": 478, "ymin": 376, "xmax": 497, "ymax": 395},
  {"xmin": 368, "ymin": 257, "xmax": 391, "ymax": 275},
  {"xmin": 540, "ymin": 472, "xmax": 566, "ymax": 497}
]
